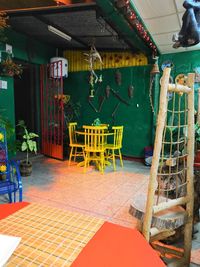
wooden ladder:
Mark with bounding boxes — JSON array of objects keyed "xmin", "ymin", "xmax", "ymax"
[{"xmin": 129, "ymin": 68, "xmax": 195, "ymax": 267}]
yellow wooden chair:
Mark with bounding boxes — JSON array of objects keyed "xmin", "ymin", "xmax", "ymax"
[
  {"xmin": 68, "ymin": 122, "xmax": 84, "ymax": 165},
  {"xmin": 105, "ymin": 126, "xmax": 124, "ymax": 171},
  {"xmin": 83, "ymin": 126, "xmax": 107, "ymax": 174}
]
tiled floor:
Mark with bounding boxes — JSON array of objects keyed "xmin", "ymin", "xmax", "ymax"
[{"xmin": 1, "ymin": 156, "xmax": 200, "ymax": 266}]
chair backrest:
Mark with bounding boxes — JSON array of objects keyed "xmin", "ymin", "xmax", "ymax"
[
  {"xmin": 83, "ymin": 126, "xmax": 107, "ymax": 152},
  {"xmin": 68, "ymin": 122, "xmax": 77, "ymax": 145},
  {"xmin": 0, "ymin": 126, "xmax": 8, "ymax": 168},
  {"xmin": 112, "ymin": 126, "xmax": 124, "ymax": 149}
]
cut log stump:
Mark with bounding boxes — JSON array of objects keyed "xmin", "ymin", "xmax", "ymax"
[{"xmin": 129, "ymin": 193, "xmax": 187, "ymax": 230}]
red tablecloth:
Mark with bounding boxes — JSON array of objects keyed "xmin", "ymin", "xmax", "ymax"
[
  {"xmin": 0, "ymin": 202, "xmax": 30, "ymax": 220},
  {"xmin": 71, "ymin": 221, "xmax": 166, "ymax": 267}
]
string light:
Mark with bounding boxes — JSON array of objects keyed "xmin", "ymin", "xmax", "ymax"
[{"xmin": 115, "ymin": 0, "xmax": 157, "ymax": 55}]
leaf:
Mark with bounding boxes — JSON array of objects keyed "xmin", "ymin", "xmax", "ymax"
[
  {"xmin": 29, "ymin": 133, "xmax": 39, "ymax": 138},
  {"xmin": 23, "ymin": 134, "xmax": 28, "ymax": 139},
  {"xmin": 32, "ymin": 141, "xmax": 37, "ymax": 153},
  {"xmin": 27, "ymin": 140, "xmax": 34, "ymax": 151},
  {"xmin": 21, "ymin": 142, "xmax": 27, "ymax": 151}
]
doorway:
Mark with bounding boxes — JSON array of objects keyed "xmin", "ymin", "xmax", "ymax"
[{"xmin": 14, "ymin": 63, "xmax": 40, "ymax": 147}]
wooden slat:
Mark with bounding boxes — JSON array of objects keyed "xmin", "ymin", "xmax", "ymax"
[
  {"xmin": 168, "ymin": 83, "xmax": 191, "ymax": 93},
  {"xmin": 153, "ymin": 197, "xmax": 188, "ymax": 214}
]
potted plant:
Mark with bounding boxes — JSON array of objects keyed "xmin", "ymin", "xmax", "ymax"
[{"xmin": 17, "ymin": 120, "xmax": 39, "ymax": 176}]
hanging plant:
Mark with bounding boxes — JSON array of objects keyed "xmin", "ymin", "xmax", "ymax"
[
  {"xmin": 0, "ymin": 12, "xmax": 8, "ymax": 43},
  {"xmin": 0, "ymin": 55, "xmax": 23, "ymax": 77}
]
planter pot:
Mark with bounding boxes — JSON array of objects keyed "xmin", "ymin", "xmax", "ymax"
[{"xmin": 20, "ymin": 160, "xmax": 32, "ymax": 176}]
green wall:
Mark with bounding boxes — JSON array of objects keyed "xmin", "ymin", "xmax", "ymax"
[
  {"xmin": 6, "ymin": 29, "xmax": 56, "ymax": 64},
  {"xmin": 64, "ymin": 65, "xmax": 152, "ymax": 157},
  {"xmin": 159, "ymin": 50, "xmax": 200, "ymax": 110}
]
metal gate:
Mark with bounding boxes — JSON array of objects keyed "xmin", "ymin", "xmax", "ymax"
[{"xmin": 40, "ymin": 60, "xmax": 64, "ymax": 160}]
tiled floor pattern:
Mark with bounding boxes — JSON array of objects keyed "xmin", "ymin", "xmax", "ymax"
[
  {"xmin": 21, "ymin": 157, "xmax": 149, "ymax": 229},
  {"xmin": 1, "ymin": 156, "xmax": 200, "ymax": 266}
]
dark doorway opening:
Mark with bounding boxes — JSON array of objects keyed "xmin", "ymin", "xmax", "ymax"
[{"xmin": 14, "ymin": 63, "xmax": 40, "ymax": 147}]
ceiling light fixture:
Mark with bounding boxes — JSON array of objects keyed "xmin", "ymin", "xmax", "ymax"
[{"xmin": 48, "ymin": 25, "xmax": 72, "ymax": 41}]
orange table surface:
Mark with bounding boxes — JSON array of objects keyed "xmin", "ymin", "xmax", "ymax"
[
  {"xmin": 0, "ymin": 202, "xmax": 30, "ymax": 220},
  {"xmin": 71, "ymin": 221, "xmax": 166, "ymax": 267}
]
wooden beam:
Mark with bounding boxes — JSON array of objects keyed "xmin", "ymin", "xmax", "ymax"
[
  {"xmin": 142, "ymin": 68, "xmax": 171, "ymax": 241},
  {"xmin": 168, "ymin": 83, "xmax": 191, "ymax": 94},
  {"xmin": 153, "ymin": 197, "xmax": 188, "ymax": 214},
  {"xmin": 184, "ymin": 73, "xmax": 195, "ymax": 265}
]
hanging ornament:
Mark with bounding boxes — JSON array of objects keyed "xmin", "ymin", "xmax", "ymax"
[
  {"xmin": 150, "ymin": 56, "xmax": 160, "ymax": 75},
  {"xmin": 105, "ymin": 85, "xmax": 110, "ymax": 98},
  {"xmin": 115, "ymin": 69, "xmax": 122, "ymax": 85},
  {"xmin": 128, "ymin": 85, "xmax": 134, "ymax": 98}
]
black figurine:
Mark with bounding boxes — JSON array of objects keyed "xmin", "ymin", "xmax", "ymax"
[{"xmin": 172, "ymin": 0, "xmax": 200, "ymax": 48}]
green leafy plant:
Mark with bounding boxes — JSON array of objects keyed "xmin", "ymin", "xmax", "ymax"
[
  {"xmin": 17, "ymin": 120, "xmax": 39, "ymax": 164},
  {"xmin": 195, "ymin": 122, "xmax": 200, "ymax": 149}
]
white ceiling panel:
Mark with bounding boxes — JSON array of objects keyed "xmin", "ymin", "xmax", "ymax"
[
  {"xmin": 145, "ymin": 14, "xmax": 180, "ymax": 35},
  {"xmin": 133, "ymin": 0, "xmax": 175, "ymax": 19},
  {"xmin": 174, "ymin": 0, "xmax": 185, "ymax": 12},
  {"xmin": 132, "ymin": 0, "xmax": 200, "ymax": 54},
  {"xmin": 152, "ymin": 32, "xmax": 177, "ymax": 45}
]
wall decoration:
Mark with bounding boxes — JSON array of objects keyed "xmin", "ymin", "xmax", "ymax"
[
  {"xmin": 112, "ymin": 103, "xmax": 121, "ymax": 122},
  {"xmin": 128, "ymin": 85, "xmax": 134, "ymax": 98},
  {"xmin": 63, "ymin": 50, "xmax": 147, "ymax": 72},
  {"xmin": 115, "ymin": 69, "xmax": 122, "ymax": 85},
  {"xmin": 105, "ymin": 85, "xmax": 110, "ymax": 98},
  {"xmin": 110, "ymin": 87, "xmax": 130, "ymax": 106},
  {"xmin": 84, "ymin": 45, "xmax": 103, "ymax": 97},
  {"xmin": 161, "ymin": 60, "xmax": 174, "ymax": 71},
  {"xmin": 150, "ymin": 57, "xmax": 160, "ymax": 75},
  {"xmin": 175, "ymin": 74, "xmax": 188, "ymax": 85}
]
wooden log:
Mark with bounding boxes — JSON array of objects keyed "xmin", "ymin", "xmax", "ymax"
[
  {"xmin": 153, "ymin": 196, "xmax": 188, "ymax": 214},
  {"xmin": 129, "ymin": 193, "xmax": 187, "ymax": 230},
  {"xmin": 184, "ymin": 73, "xmax": 195, "ymax": 265},
  {"xmin": 142, "ymin": 68, "xmax": 171, "ymax": 241},
  {"xmin": 168, "ymin": 84, "xmax": 191, "ymax": 94}
]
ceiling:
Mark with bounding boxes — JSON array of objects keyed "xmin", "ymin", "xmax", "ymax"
[
  {"xmin": 132, "ymin": 0, "xmax": 200, "ymax": 54},
  {"xmin": 3, "ymin": 2, "xmax": 134, "ymax": 52},
  {"xmin": 0, "ymin": 0, "xmax": 199, "ymax": 54}
]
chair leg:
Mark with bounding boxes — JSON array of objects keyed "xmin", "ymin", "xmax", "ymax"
[
  {"xmin": 8, "ymin": 192, "xmax": 12, "ymax": 203},
  {"xmin": 112, "ymin": 150, "xmax": 116, "ymax": 171},
  {"xmin": 119, "ymin": 149, "xmax": 123, "ymax": 167},
  {"xmin": 100, "ymin": 152, "xmax": 105, "ymax": 174},
  {"xmin": 19, "ymin": 188, "xmax": 23, "ymax": 202},
  {"xmin": 74, "ymin": 147, "xmax": 77, "ymax": 162},
  {"xmin": 84, "ymin": 152, "xmax": 88, "ymax": 173},
  {"xmin": 68, "ymin": 146, "xmax": 74, "ymax": 166},
  {"xmin": 14, "ymin": 192, "xmax": 16, "ymax": 203}
]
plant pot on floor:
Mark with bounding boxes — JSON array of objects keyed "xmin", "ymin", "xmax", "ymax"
[{"xmin": 20, "ymin": 160, "xmax": 32, "ymax": 176}]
